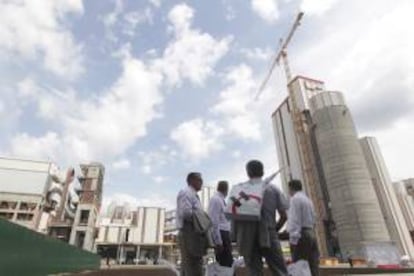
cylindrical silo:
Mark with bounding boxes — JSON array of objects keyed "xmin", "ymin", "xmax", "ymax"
[{"xmin": 309, "ymin": 91, "xmax": 393, "ymax": 259}]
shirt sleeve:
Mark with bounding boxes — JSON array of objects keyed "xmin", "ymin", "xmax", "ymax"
[
  {"xmin": 177, "ymin": 190, "xmax": 194, "ymax": 221},
  {"xmin": 208, "ymin": 197, "xmax": 223, "ymax": 245},
  {"xmin": 287, "ymin": 197, "xmax": 302, "ymax": 245}
]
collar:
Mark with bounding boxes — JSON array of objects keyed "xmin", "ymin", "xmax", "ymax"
[
  {"xmin": 216, "ymin": 191, "xmax": 226, "ymax": 199},
  {"xmin": 249, "ymin": 177, "xmax": 263, "ymax": 184},
  {"xmin": 187, "ymin": 185, "xmax": 197, "ymax": 194}
]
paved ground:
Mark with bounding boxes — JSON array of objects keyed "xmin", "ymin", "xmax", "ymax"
[{"xmin": 68, "ymin": 265, "xmax": 414, "ymax": 276}]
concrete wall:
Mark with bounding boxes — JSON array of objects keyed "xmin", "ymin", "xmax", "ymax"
[
  {"xmin": 360, "ymin": 137, "xmax": 414, "ymax": 258},
  {"xmin": 311, "ymin": 93, "xmax": 391, "ymax": 257}
]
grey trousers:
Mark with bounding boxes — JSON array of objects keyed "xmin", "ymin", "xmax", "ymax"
[
  {"xmin": 291, "ymin": 228, "xmax": 320, "ymax": 276},
  {"xmin": 241, "ymin": 225, "xmax": 288, "ymax": 276},
  {"xmin": 179, "ymin": 230, "xmax": 203, "ymax": 276}
]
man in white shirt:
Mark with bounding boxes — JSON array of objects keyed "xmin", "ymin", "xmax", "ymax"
[
  {"xmin": 235, "ymin": 160, "xmax": 289, "ymax": 276},
  {"xmin": 287, "ymin": 179, "xmax": 320, "ymax": 276},
  {"xmin": 176, "ymin": 172, "xmax": 207, "ymax": 276},
  {"xmin": 208, "ymin": 181, "xmax": 233, "ymax": 267}
]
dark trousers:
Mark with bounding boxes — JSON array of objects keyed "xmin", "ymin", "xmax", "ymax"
[
  {"xmin": 179, "ymin": 230, "xmax": 203, "ymax": 276},
  {"xmin": 291, "ymin": 228, "xmax": 320, "ymax": 276},
  {"xmin": 215, "ymin": 230, "xmax": 233, "ymax": 267},
  {"xmin": 244, "ymin": 226, "xmax": 288, "ymax": 276}
]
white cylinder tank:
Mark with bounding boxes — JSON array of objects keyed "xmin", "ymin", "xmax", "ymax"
[{"xmin": 310, "ymin": 91, "xmax": 397, "ymax": 262}]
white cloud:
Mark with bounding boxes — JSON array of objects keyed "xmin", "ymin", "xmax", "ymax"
[
  {"xmin": 10, "ymin": 132, "xmax": 61, "ymax": 161},
  {"xmin": 102, "ymin": 192, "xmax": 174, "ymax": 211},
  {"xmin": 300, "ymin": 0, "xmax": 338, "ymax": 16},
  {"xmin": 102, "ymin": 1, "xmax": 153, "ymax": 40},
  {"xmin": 212, "ymin": 64, "xmax": 262, "ymax": 141},
  {"xmin": 149, "ymin": 0, "xmax": 161, "ymax": 8},
  {"xmin": 154, "ymin": 3, "xmax": 232, "ymax": 87},
  {"xmin": 0, "ymin": 0, "xmax": 84, "ymax": 78},
  {"xmin": 240, "ymin": 47, "xmax": 273, "ymax": 61},
  {"xmin": 11, "ymin": 52, "xmax": 163, "ymax": 163},
  {"xmin": 112, "ymin": 158, "xmax": 131, "ymax": 170},
  {"xmin": 153, "ymin": 176, "xmax": 166, "ymax": 184},
  {"xmin": 251, "ymin": 0, "xmax": 279, "ymax": 23},
  {"xmin": 123, "ymin": 8, "xmax": 153, "ymax": 37},
  {"xmin": 170, "ymin": 118, "xmax": 224, "ymax": 159}
]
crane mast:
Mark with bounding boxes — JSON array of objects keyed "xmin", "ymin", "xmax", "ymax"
[{"xmin": 258, "ymin": 12, "xmax": 329, "ymax": 256}]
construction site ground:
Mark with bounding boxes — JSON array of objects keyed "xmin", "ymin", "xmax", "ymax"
[{"xmin": 67, "ymin": 265, "xmax": 414, "ymax": 276}]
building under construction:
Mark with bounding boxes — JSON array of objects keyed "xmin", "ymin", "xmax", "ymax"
[{"xmin": 271, "ymin": 77, "xmax": 403, "ymax": 261}]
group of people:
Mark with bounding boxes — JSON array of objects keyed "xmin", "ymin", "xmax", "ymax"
[{"xmin": 176, "ymin": 160, "xmax": 320, "ymax": 276}]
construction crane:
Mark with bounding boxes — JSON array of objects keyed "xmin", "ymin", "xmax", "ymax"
[{"xmin": 257, "ymin": 12, "xmax": 329, "ymax": 256}]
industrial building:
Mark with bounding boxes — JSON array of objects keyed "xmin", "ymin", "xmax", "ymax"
[
  {"xmin": 0, "ymin": 157, "xmax": 56, "ymax": 232},
  {"xmin": 0, "ymin": 156, "xmax": 104, "ymax": 252},
  {"xmin": 95, "ymin": 203, "xmax": 173, "ymax": 265},
  {"xmin": 271, "ymin": 76, "xmax": 399, "ymax": 261},
  {"xmin": 359, "ymin": 137, "xmax": 414, "ymax": 258},
  {"xmin": 394, "ymin": 180, "xmax": 414, "ymax": 240}
]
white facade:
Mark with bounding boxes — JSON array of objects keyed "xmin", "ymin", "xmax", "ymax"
[
  {"xmin": 96, "ymin": 206, "xmax": 165, "ymax": 245},
  {"xmin": 359, "ymin": 137, "xmax": 414, "ymax": 258},
  {"xmin": 394, "ymin": 181, "xmax": 414, "ymax": 231},
  {"xmin": 0, "ymin": 157, "xmax": 53, "ymax": 231},
  {"xmin": 200, "ymin": 186, "xmax": 215, "ymax": 211},
  {"xmin": 271, "ymin": 76, "xmax": 326, "ymax": 193}
]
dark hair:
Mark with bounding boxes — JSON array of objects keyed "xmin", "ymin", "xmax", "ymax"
[
  {"xmin": 246, "ymin": 160, "xmax": 264, "ymax": 178},
  {"xmin": 217, "ymin": 181, "xmax": 229, "ymax": 193},
  {"xmin": 288, "ymin": 179, "xmax": 303, "ymax": 192},
  {"xmin": 187, "ymin": 172, "xmax": 201, "ymax": 184}
]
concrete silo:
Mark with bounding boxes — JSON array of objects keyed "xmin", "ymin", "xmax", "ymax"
[{"xmin": 309, "ymin": 91, "xmax": 395, "ymax": 260}]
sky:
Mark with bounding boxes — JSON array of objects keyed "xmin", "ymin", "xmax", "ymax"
[{"xmin": 1, "ymin": 0, "xmax": 414, "ymax": 210}]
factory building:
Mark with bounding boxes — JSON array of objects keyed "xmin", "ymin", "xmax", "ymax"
[
  {"xmin": 359, "ymin": 137, "xmax": 414, "ymax": 258},
  {"xmin": 0, "ymin": 157, "xmax": 56, "ymax": 232},
  {"xmin": 394, "ymin": 180, "xmax": 414, "ymax": 241},
  {"xmin": 0, "ymin": 156, "xmax": 104, "ymax": 252},
  {"xmin": 272, "ymin": 76, "xmax": 398, "ymax": 261},
  {"xmin": 95, "ymin": 204, "xmax": 173, "ymax": 265}
]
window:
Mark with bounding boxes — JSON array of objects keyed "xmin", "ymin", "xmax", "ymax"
[
  {"xmin": 0, "ymin": 201, "xmax": 8, "ymax": 209},
  {"xmin": 80, "ymin": 210, "xmax": 90, "ymax": 225},
  {"xmin": 75, "ymin": 231, "xmax": 85, "ymax": 249},
  {"xmin": 19, "ymin": 202, "xmax": 28, "ymax": 210},
  {"xmin": 125, "ymin": 229, "xmax": 130, "ymax": 242},
  {"xmin": 17, "ymin": 213, "xmax": 33, "ymax": 221}
]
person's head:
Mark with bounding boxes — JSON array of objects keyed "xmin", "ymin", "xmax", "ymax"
[
  {"xmin": 186, "ymin": 172, "xmax": 203, "ymax": 191},
  {"xmin": 217, "ymin": 181, "xmax": 229, "ymax": 197},
  {"xmin": 246, "ymin": 160, "xmax": 264, "ymax": 179},
  {"xmin": 288, "ymin": 179, "xmax": 302, "ymax": 196}
]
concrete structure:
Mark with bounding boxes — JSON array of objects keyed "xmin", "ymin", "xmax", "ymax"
[
  {"xmin": 271, "ymin": 76, "xmax": 335, "ymax": 257},
  {"xmin": 394, "ymin": 181, "xmax": 414, "ymax": 239},
  {"xmin": 200, "ymin": 185, "xmax": 215, "ymax": 211},
  {"xmin": 0, "ymin": 156, "xmax": 104, "ymax": 252},
  {"xmin": 96, "ymin": 204, "xmax": 172, "ymax": 265},
  {"xmin": 310, "ymin": 91, "xmax": 395, "ymax": 260},
  {"xmin": 0, "ymin": 157, "xmax": 56, "ymax": 231},
  {"xmin": 68, "ymin": 163, "xmax": 104, "ymax": 251},
  {"xmin": 359, "ymin": 137, "xmax": 414, "ymax": 258}
]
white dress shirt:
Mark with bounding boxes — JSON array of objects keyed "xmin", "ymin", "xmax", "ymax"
[
  {"xmin": 208, "ymin": 192, "xmax": 231, "ymax": 245},
  {"xmin": 176, "ymin": 185, "xmax": 202, "ymax": 229},
  {"xmin": 287, "ymin": 191, "xmax": 316, "ymax": 245}
]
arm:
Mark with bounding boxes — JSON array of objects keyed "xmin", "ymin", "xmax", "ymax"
[
  {"xmin": 208, "ymin": 197, "xmax": 223, "ymax": 245},
  {"xmin": 177, "ymin": 190, "xmax": 194, "ymax": 221},
  {"xmin": 287, "ymin": 197, "xmax": 302, "ymax": 245},
  {"xmin": 275, "ymin": 186, "xmax": 289, "ymax": 232},
  {"xmin": 276, "ymin": 209, "xmax": 287, "ymax": 232}
]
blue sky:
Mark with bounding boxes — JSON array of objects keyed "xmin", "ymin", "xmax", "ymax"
[{"xmin": 1, "ymin": 0, "xmax": 414, "ymax": 209}]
